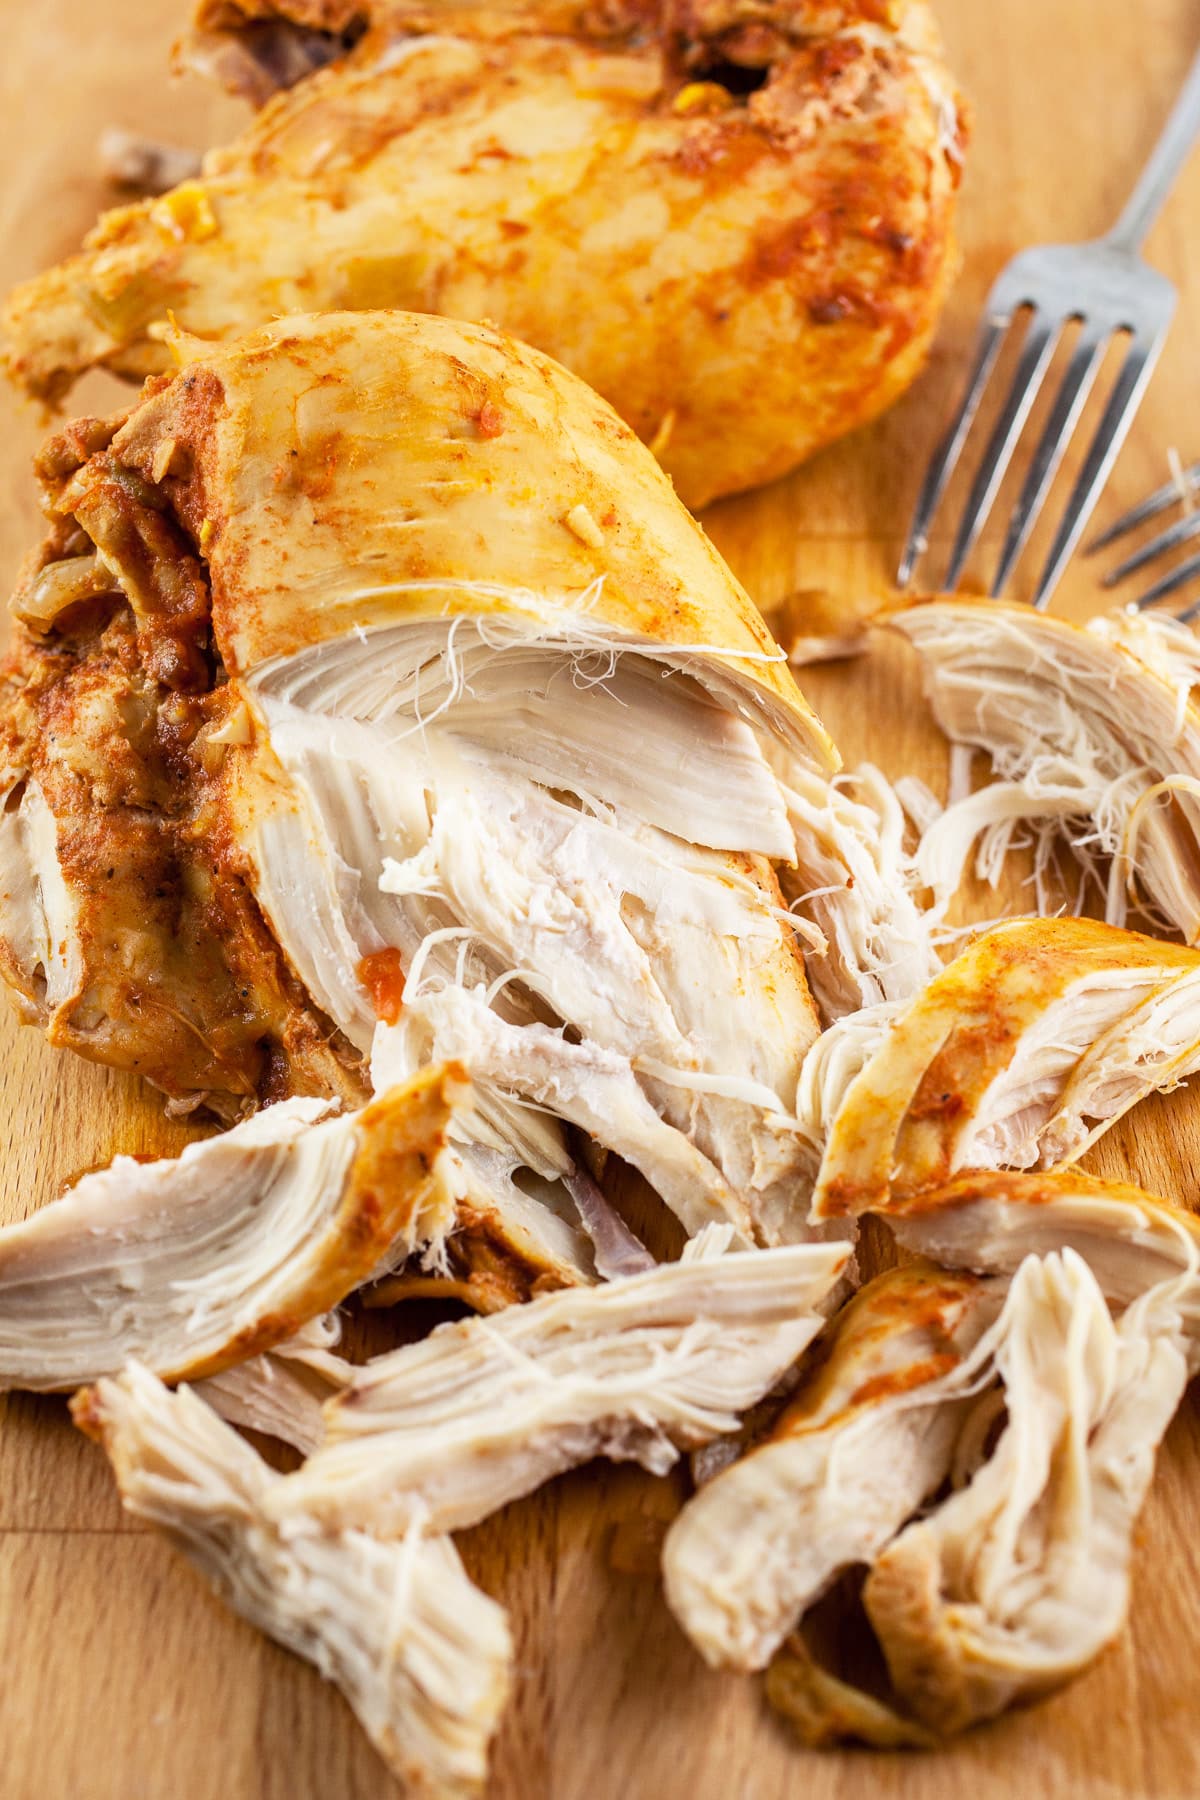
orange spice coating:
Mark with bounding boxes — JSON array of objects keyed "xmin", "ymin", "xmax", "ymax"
[{"xmin": 5, "ymin": 0, "xmax": 966, "ymax": 509}]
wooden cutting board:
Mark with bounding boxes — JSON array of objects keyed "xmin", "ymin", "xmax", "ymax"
[{"xmin": 3, "ymin": 2, "xmax": 1200, "ymax": 1795}]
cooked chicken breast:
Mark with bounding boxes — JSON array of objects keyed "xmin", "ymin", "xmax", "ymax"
[
  {"xmin": 76, "ymin": 1364, "xmax": 513, "ymax": 1797},
  {"xmin": 3, "ymin": 0, "xmax": 966, "ymax": 509},
  {"xmin": 194, "ymin": 1335, "xmax": 350, "ymax": 1453},
  {"xmin": 811, "ymin": 917, "xmax": 1200, "ymax": 1219},
  {"xmin": 787, "ymin": 994, "xmax": 903, "ymax": 1197},
  {"xmin": 890, "ymin": 600, "xmax": 1200, "ymax": 937},
  {"xmin": 265, "ymin": 1241, "xmax": 850, "ymax": 1534},
  {"xmin": 748, "ymin": 1238, "xmax": 1196, "ymax": 1745},
  {"xmin": 866, "ymin": 1251, "xmax": 1187, "ymax": 1735},
  {"xmin": 771, "ymin": 762, "xmax": 942, "ymax": 1020},
  {"xmin": 662, "ymin": 1262, "xmax": 1001, "ymax": 1671},
  {"xmin": 884, "ymin": 1166, "xmax": 1200, "ymax": 1354},
  {"xmin": 0, "ymin": 310, "xmax": 843, "ymax": 1248},
  {"xmin": 0, "ymin": 1065, "xmax": 560, "ymax": 1390}
]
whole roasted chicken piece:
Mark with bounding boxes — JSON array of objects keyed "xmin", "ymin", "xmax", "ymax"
[
  {"xmin": 2, "ymin": 0, "xmax": 966, "ymax": 508},
  {"xmin": 0, "ymin": 308, "xmax": 846, "ymax": 1256}
]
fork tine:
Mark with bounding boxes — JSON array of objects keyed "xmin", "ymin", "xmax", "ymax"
[
  {"xmin": 943, "ymin": 314, "xmax": 1059, "ymax": 590},
  {"xmin": 1031, "ymin": 328, "xmax": 1168, "ymax": 610},
  {"xmin": 1101, "ymin": 507, "xmax": 1200, "ymax": 586},
  {"xmin": 1135, "ymin": 547, "xmax": 1200, "ymax": 611},
  {"xmin": 896, "ymin": 315, "xmax": 1010, "ymax": 588},
  {"xmin": 989, "ymin": 324, "xmax": 1108, "ymax": 597},
  {"xmin": 1086, "ymin": 459, "xmax": 1200, "ymax": 552}
]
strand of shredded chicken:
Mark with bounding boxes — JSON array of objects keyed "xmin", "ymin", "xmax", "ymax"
[
  {"xmin": 265, "ymin": 1243, "xmax": 850, "ymax": 1535},
  {"xmin": 890, "ymin": 601, "xmax": 1200, "ymax": 937},
  {"xmin": 76, "ymin": 1365, "xmax": 512, "ymax": 1797},
  {"xmin": 769, "ymin": 761, "xmax": 943, "ymax": 1020}
]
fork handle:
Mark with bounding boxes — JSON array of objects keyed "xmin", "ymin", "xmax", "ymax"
[{"xmin": 1106, "ymin": 44, "xmax": 1200, "ymax": 253}]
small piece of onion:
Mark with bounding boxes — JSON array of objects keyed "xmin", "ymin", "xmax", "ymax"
[
  {"xmin": 12, "ymin": 554, "xmax": 113, "ymax": 632},
  {"xmin": 207, "ymin": 701, "xmax": 253, "ymax": 746}
]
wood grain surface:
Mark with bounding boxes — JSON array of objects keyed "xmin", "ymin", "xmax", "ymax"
[{"xmin": 3, "ymin": 2, "xmax": 1200, "ymax": 1796}]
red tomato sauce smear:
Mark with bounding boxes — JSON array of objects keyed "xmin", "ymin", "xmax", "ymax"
[{"xmin": 357, "ymin": 948, "xmax": 407, "ymax": 1024}]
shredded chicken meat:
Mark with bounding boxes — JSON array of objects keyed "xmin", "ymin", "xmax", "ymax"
[
  {"xmin": 76, "ymin": 1365, "xmax": 512, "ymax": 1797},
  {"xmin": 890, "ymin": 599, "xmax": 1200, "ymax": 936},
  {"xmin": 812, "ymin": 916, "xmax": 1200, "ymax": 1218},
  {"xmin": 663, "ymin": 1263, "xmax": 1002, "ymax": 1670},
  {"xmin": 884, "ymin": 1166, "xmax": 1200, "ymax": 1354},
  {"xmin": 742, "ymin": 1237, "xmax": 1196, "ymax": 1745},
  {"xmin": 770, "ymin": 761, "xmax": 943, "ymax": 1020},
  {"xmin": 0, "ymin": 1067, "xmax": 482, "ymax": 1389},
  {"xmin": 865, "ymin": 1251, "xmax": 1187, "ymax": 1734},
  {"xmin": 193, "ymin": 1315, "xmax": 353, "ymax": 1453},
  {"xmin": 266, "ymin": 1242, "xmax": 850, "ymax": 1534}
]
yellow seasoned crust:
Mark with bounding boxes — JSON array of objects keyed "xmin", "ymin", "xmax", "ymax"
[
  {"xmin": 813, "ymin": 916, "xmax": 1200, "ymax": 1218},
  {"xmin": 105, "ymin": 309, "xmax": 834, "ymax": 759},
  {"xmin": 4, "ymin": 0, "xmax": 966, "ymax": 508},
  {"xmin": 0, "ymin": 309, "xmax": 830, "ymax": 1111}
]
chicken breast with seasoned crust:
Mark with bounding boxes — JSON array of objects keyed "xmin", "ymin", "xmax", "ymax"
[
  {"xmin": 0, "ymin": 310, "xmax": 845, "ymax": 1250},
  {"xmin": 2, "ymin": 0, "xmax": 966, "ymax": 508},
  {"xmin": 810, "ymin": 916, "xmax": 1200, "ymax": 1219}
]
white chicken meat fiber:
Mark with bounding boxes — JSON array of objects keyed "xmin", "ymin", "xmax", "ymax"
[
  {"xmin": 78, "ymin": 1365, "xmax": 513, "ymax": 1799},
  {"xmin": 194, "ymin": 1348, "xmax": 344, "ymax": 1455},
  {"xmin": 770, "ymin": 761, "xmax": 943, "ymax": 1020},
  {"xmin": 375, "ymin": 984, "xmax": 757, "ymax": 1243},
  {"xmin": 264, "ymin": 1242, "xmax": 850, "ymax": 1536},
  {"xmin": 192, "ymin": 1313, "xmax": 354, "ymax": 1454},
  {"xmin": 0, "ymin": 1096, "xmax": 344, "ymax": 1389},
  {"xmin": 262, "ymin": 619, "xmax": 797, "ymax": 856},
  {"xmin": 243, "ymin": 617, "xmax": 827, "ymax": 1244},
  {"xmin": 890, "ymin": 600, "xmax": 1200, "ymax": 936},
  {"xmin": 0, "ymin": 775, "xmax": 83, "ymax": 1014},
  {"xmin": 792, "ymin": 999, "xmax": 903, "ymax": 1183}
]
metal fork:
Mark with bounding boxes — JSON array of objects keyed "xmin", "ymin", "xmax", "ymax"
[
  {"xmin": 1086, "ymin": 455, "xmax": 1200, "ymax": 614},
  {"xmin": 898, "ymin": 46, "xmax": 1200, "ymax": 610}
]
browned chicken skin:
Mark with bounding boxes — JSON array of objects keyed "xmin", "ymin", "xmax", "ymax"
[{"xmin": 3, "ymin": 0, "xmax": 965, "ymax": 507}]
